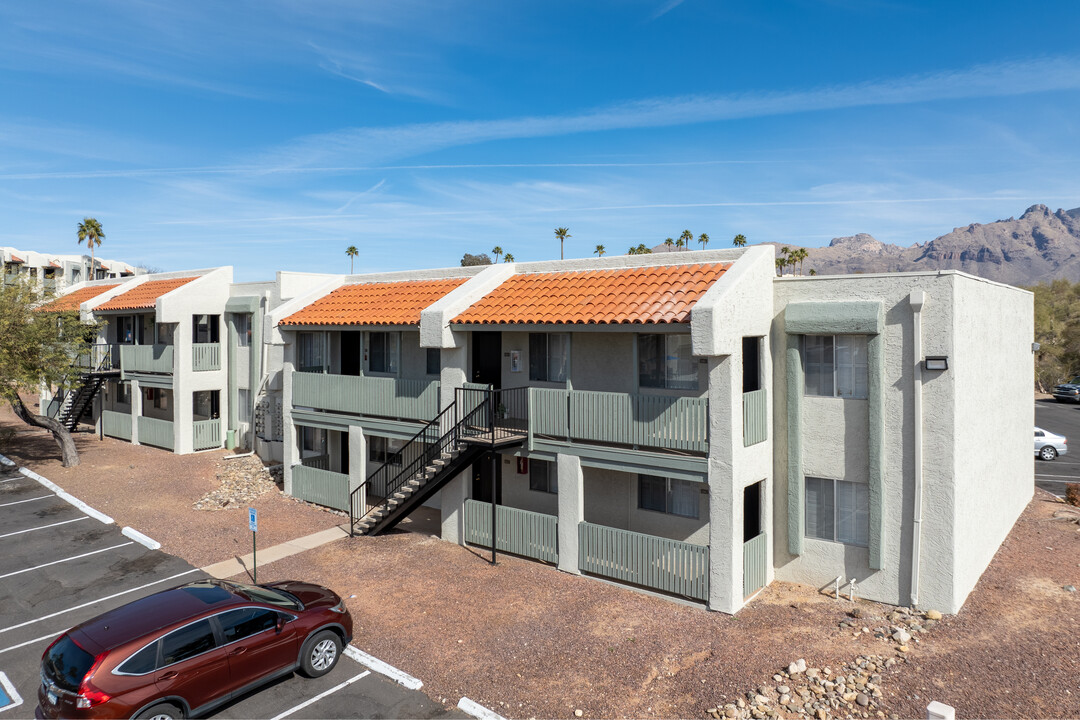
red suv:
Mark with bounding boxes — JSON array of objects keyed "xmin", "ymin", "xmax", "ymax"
[{"xmin": 36, "ymin": 579, "xmax": 353, "ymax": 719}]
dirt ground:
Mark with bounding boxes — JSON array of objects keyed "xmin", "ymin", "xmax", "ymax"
[{"xmin": 3, "ymin": 405, "xmax": 1079, "ymax": 719}]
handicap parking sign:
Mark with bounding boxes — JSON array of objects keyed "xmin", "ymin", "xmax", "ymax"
[{"xmin": 249, "ymin": 507, "xmax": 257, "ymax": 533}]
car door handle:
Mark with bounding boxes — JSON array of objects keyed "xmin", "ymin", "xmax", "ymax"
[
  {"xmin": 230, "ymin": 647, "xmax": 247, "ymax": 656},
  {"xmin": 157, "ymin": 671, "xmax": 177, "ymax": 680}
]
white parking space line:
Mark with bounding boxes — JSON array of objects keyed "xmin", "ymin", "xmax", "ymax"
[
  {"xmin": 0, "ymin": 631, "xmax": 57, "ymax": 656},
  {"xmin": 0, "ymin": 568, "xmax": 200, "ymax": 636},
  {"xmin": 343, "ymin": 645, "xmax": 423, "ymax": 690},
  {"xmin": 267, "ymin": 670, "xmax": 371, "ymax": 720},
  {"xmin": 0, "ymin": 542, "xmax": 134, "ymax": 581},
  {"xmin": 0, "ymin": 516, "xmax": 87, "ymax": 539},
  {"xmin": 0, "ymin": 671, "xmax": 24, "ymax": 712},
  {"xmin": 0, "ymin": 495, "xmax": 53, "ymax": 508},
  {"xmin": 18, "ymin": 468, "xmax": 113, "ymax": 525},
  {"xmin": 0, "ymin": 478, "xmax": 21, "ymax": 485},
  {"xmin": 458, "ymin": 697, "xmax": 508, "ymax": 720},
  {"xmin": 1035, "ymin": 477, "xmax": 1076, "ymax": 483}
]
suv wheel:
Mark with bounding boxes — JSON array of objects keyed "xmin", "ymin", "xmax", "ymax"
[
  {"xmin": 299, "ymin": 630, "xmax": 342, "ymax": 678},
  {"xmin": 136, "ymin": 702, "xmax": 184, "ymax": 720},
  {"xmin": 1039, "ymin": 446, "xmax": 1058, "ymax": 461}
]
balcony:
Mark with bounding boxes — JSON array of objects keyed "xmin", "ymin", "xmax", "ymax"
[
  {"xmin": 193, "ymin": 419, "xmax": 221, "ymax": 450},
  {"xmin": 742, "ymin": 388, "xmax": 768, "ymax": 446},
  {"xmin": 192, "ymin": 343, "xmax": 221, "ymax": 372},
  {"xmin": 75, "ymin": 343, "xmax": 120, "ymax": 371},
  {"xmin": 120, "ymin": 344, "xmax": 174, "ymax": 375},
  {"xmin": 528, "ymin": 388, "xmax": 708, "ymax": 454},
  {"xmin": 292, "ymin": 372, "xmax": 440, "ymax": 422},
  {"xmin": 138, "ymin": 416, "xmax": 174, "ymax": 450}
]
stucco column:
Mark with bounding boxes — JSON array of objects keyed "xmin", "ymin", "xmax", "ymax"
[
  {"xmin": 348, "ymin": 425, "xmax": 367, "ymax": 493},
  {"xmin": 173, "ymin": 316, "xmax": 193, "ymax": 454},
  {"xmin": 556, "ymin": 453, "xmax": 584, "ymax": 575},
  {"xmin": 707, "ymin": 353, "xmax": 742, "ymax": 613},
  {"xmin": 227, "ymin": 313, "xmax": 239, "ymax": 448},
  {"xmin": 440, "ymin": 342, "xmax": 467, "ymax": 417},
  {"xmin": 130, "ymin": 379, "xmax": 141, "ymax": 445},
  {"xmin": 282, "ymin": 339, "xmax": 296, "ymax": 496},
  {"xmin": 440, "ymin": 469, "xmax": 470, "ymax": 545}
]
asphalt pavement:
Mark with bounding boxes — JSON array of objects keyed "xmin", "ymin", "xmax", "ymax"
[
  {"xmin": 1034, "ymin": 398, "xmax": 1080, "ymax": 498},
  {"xmin": 0, "ymin": 459, "xmax": 465, "ymax": 720}
]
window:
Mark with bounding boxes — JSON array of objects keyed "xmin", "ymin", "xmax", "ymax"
[
  {"xmin": 238, "ymin": 389, "xmax": 251, "ymax": 424},
  {"xmin": 805, "ymin": 477, "xmax": 869, "ymax": 546},
  {"xmin": 161, "ymin": 620, "xmax": 216, "ymax": 666},
  {"xmin": 638, "ymin": 334, "xmax": 698, "ymax": 390},
  {"xmin": 637, "ymin": 474, "xmax": 700, "ymax": 519},
  {"xmin": 528, "ymin": 460, "xmax": 557, "ymax": 494},
  {"xmin": 192, "ymin": 315, "xmax": 220, "ymax": 344},
  {"xmin": 235, "ymin": 314, "xmax": 252, "ymax": 347},
  {"xmin": 116, "ymin": 382, "xmax": 131, "ymax": 406},
  {"xmin": 117, "ymin": 642, "xmax": 159, "ymax": 675},
  {"xmin": 118, "ymin": 316, "xmax": 135, "ymax": 344},
  {"xmin": 426, "ymin": 348, "xmax": 441, "ymax": 376},
  {"xmin": 156, "ymin": 323, "xmax": 175, "ymax": 345},
  {"xmin": 193, "ymin": 390, "xmax": 219, "ymax": 420},
  {"xmin": 300, "ymin": 426, "xmax": 326, "ymax": 456},
  {"xmin": 298, "ymin": 332, "xmax": 325, "ymax": 373},
  {"xmin": 149, "ymin": 388, "xmax": 170, "ymax": 411},
  {"xmin": 217, "ymin": 607, "xmax": 279, "ymax": 644},
  {"xmin": 368, "ymin": 332, "xmax": 399, "ymax": 374},
  {"xmin": 529, "ymin": 333, "xmax": 569, "ymax": 382},
  {"xmin": 804, "ymin": 335, "xmax": 868, "ymax": 399},
  {"xmin": 368, "ymin": 435, "xmax": 405, "ymax": 465}
]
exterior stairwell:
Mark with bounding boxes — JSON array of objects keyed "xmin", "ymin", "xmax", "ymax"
[
  {"xmin": 350, "ymin": 386, "xmax": 528, "ymax": 537},
  {"xmin": 53, "ymin": 346, "xmax": 121, "ymax": 431}
]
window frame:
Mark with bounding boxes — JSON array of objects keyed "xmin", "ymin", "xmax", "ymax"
[
  {"xmin": 637, "ymin": 474, "xmax": 701, "ymax": 519},
  {"xmin": 804, "ymin": 476, "xmax": 869, "ymax": 547},
  {"xmin": 528, "ymin": 333, "xmax": 570, "ymax": 383},
  {"xmin": 803, "ymin": 334, "xmax": 869, "ymax": 399},
  {"xmin": 528, "ymin": 459, "xmax": 557, "ymax": 494},
  {"xmin": 297, "ymin": 332, "xmax": 326, "ymax": 373},
  {"xmin": 367, "ymin": 331, "xmax": 400, "ymax": 375},
  {"xmin": 637, "ymin": 333, "xmax": 698, "ymax": 391},
  {"xmin": 426, "ymin": 348, "xmax": 441, "ymax": 377},
  {"xmin": 368, "ymin": 435, "xmax": 405, "ymax": 465}
]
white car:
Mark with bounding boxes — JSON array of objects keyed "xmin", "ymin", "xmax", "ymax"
[{"xmin": 1035, "ymin": 427, "xmax": 1067, "ymax": 461}]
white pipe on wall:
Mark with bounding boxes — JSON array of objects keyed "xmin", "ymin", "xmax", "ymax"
[{"xmin": 909, "ymin": 290, "xmax": 927, "ymax": 608}]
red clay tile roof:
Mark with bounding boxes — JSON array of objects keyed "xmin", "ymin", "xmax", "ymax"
[
  {"xmin": 95, "ymin": 277, "xmax": 196, "ymax": 311},
  {"xmin": 48, "ymin": 261, "xmax": 63, "ymax": 269},
  {"xmin": 36, "ymin": 284, "xmax": 119, "ymax": 312},
  {"xmin": 451, "ymin": 263, "xmax": 730, "ymax": 325},
  {"xmin": 9, "ymin": 255, "xmax": 23, "ymax": 263},
  {"xmin": 281, "ymin": 277, "xmax": 470, "ymax": 326}
]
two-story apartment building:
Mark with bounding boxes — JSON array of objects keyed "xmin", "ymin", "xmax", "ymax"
[
  {"xmin": 268, "ymin": 246, "xmax": 1033, "ymax": 615},
  {"xmin": 3, "ymin": 246, "xmax": 142, "ymax": 292}
]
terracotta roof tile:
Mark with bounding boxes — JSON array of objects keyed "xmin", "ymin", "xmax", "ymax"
[
  {"xmin": 280, "ymin": 277, "xmax": 469, "ymax": 327},
  {"xmin": 451, "ymin": 263, "xmax": 729, "ymax": 325},
  {"xmin": 95, "ymin": 277, "xmax": 196, "ymax": 311},
  {"xmin": 36, "ymin": 284, "xmax": 119, "ymax": 313},
  {"xmin": 9, "ymin": 255, "xmax": 23, "ymax": 263}
]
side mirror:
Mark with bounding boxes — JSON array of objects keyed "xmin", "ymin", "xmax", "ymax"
[{"xmin": 276, "ymin": 615, "xmax": 287, "ymax": 632}]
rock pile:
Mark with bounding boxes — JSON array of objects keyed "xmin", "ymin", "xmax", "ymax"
[
  {"xmin": 193, "ymin": 455, "xmax": 279, "ymax": 510},
  {"xmin": 705, "ymin": 606, "xmax": 944, "ymax": 719}
]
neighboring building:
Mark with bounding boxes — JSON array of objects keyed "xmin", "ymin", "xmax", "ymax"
[
  {"xmin": 2, "ymin": 246, "xmax": 144, "ymax": 293},
  {"xmin": 265, "ymin": 247, "xmax": 1033, "ymax": 615}
]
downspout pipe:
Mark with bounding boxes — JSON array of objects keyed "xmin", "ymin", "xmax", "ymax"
[{"xmin": 909, "ymin": 290, "xmax": 926, "ymax": 608}]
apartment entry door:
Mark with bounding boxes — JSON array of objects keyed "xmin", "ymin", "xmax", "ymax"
[
  {"xmin": 472, "ymin": 451, "xmax": 502, "ymax": 504},
  {"xmin": 341, "ymin": 331, "xmax": 362, "ymax": 376},
  {"xmin": 471, "ymin": 331, "xmax": 501, "ymax": 388}
]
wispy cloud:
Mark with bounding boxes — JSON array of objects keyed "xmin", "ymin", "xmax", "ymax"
[
  {"xmin": 650, "ymin": 0, "xmax": 686, "ymax": 20},
  {"xmin": 253, "ymin": 55, "xmax": 1080, "ymax": 170}
]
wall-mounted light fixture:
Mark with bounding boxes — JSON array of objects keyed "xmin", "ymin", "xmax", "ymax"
[{"xmin": 923, "ymin": 356, "xmax": 948, "ymax": 371}]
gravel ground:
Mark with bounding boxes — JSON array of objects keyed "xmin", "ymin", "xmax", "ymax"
[{"xmin": 3, "ymin": 403, "xmax": 1078, "ymax": 718}]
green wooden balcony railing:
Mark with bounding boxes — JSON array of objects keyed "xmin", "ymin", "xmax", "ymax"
[
  {"xmin": 742, "ymin": 532, "xmax": 768, "ymax": 598},
  {"xmin": 292, "ymin": 465, "xmax": 349, "ymax": 511},
  {"xmin": 193, "ymin": 419, "xmax": 221, "ymax": 450},
  {"xmin": 578, "ymin": 521, "xmax": 710, "ymax": 602},
  {"xmin": 529, "ymin": 388, "xmax": 708, "ymax": 453},
  {"xmin": 102, "ymin": 410, "xmax": 132, "ymax": 441},
  {"xmin": 192, "ymin": 343, "xmax": 221, "ymax": 372},
  {"xmin": 137, "ymin": 416, "xmax": 174, "ymax": 450},
  {"xmin": 120, "ymin": 344, "xmax": 174, "ymax": 375},
  {"xmin": 742, "ymin": 388, "xmax": 768, "ymax": 446},
  {"xmin": 464, "ymin": 500, "xmax": 559, "ymax": 564},
  {"xmin": 292, "ymin": 372, "xmax": 440, "ymax": 422}
]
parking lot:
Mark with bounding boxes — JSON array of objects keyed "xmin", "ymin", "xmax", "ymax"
[
  {"xmin": 1035, "ymin": 398, "xmax": 1080, "ymax": 498},
  {"xmin": 0, "ymin": 460, "xmax": 463, "ymax": 719}
]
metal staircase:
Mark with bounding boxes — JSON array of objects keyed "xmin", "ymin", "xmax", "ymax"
[
  {"xmin": 53, "ymin": 345, "xmax": 120, "ymax": 431},
  {"xmin": 350, "ymin": 386, "xmax": 528, "ymax": 536}
]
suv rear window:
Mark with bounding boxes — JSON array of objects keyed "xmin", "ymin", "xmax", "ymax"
[
  {"xmin": 117, "ymin": 642, "xmax": 159, "ymax": 675},
  {"xmin": 43, "ymin": 635, "xmax": 95, "ymax": 692}
]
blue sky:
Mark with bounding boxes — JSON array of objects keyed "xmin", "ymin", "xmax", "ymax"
[{"xmin": 2, "ymin": 0, "xmax": 1079, "ymax": 281}]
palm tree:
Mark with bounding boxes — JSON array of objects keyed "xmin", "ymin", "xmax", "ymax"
[
  {"xmin": 345, "ymin": 245, "xmax": 359, "ymax": 273},
  {"xmin": 808, "ymin": 269, "xmax": 817, "ymax": 276},
  {"xmin": 679, "ymin": 230, "xmax": 693, "ymax": 251},
  {"xmin": 594, "ymin": 245, "xmax": 605, "ymax": 257},
  {"xmin": 636, "ymin": 243, "xmax": 652, "ymax": 254},
  {"xmin": 554, "ymin": 227, "xmax": 571, "ymax": 260},
  {"xmin": 795, "ymin": 248, "xmax": 809, "ymax": 276},
  {"xmin": 664, "ymin": 237, "xmax": 674, "ymax": 251},
  {"xmin": 492, "ymin": 246, "xmax": 504, "ymax": 263},
  {"xmin": 76, "ymin": 217, "xmax": 105, "ymax": 280},
  {"xmin": 503, "ymin": 253, "xmax": 514, "ymax": 263},
  {"xmin": 698, "ymin": 233, "xmax": 709, "ymax": 250},
  {"xmin": 732, "ymin": 234, "xmax": 747, "ymax": 248}
]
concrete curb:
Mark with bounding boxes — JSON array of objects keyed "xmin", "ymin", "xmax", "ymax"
[
  {"xmin": 122, "ymin": 526, "xmax": 161, "ymax": 550},
  {"xmin": 457, "ymin": 697, "xmax": 507, "ymax": 720},
  {"xmin": 18, "ymin": 467, "xmax": 114, "ymax": 525},
  {"xmin": 0, "ymin": 453, "xmax": 16, "ymax": 468},
  {"xmin": 343, "ymin": 645, "xmax": 423, "ymax": 690}
]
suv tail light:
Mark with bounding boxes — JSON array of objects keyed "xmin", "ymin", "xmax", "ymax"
[{"xmin": 75, "ymin": 651, "xmax": 110, "ymax": 709}]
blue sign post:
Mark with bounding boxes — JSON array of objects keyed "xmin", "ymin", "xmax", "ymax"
[{"xmin": 249, "ymin": 507, "xmax": 258, "ymax": 583}]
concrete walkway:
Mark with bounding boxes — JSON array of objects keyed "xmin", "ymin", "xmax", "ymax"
[{"xmin": 201, "ymin": 525, "xmax": 350, "ymax": 579}]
